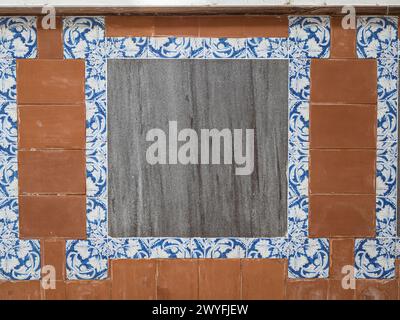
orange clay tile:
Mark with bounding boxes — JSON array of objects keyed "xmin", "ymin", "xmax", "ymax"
[
  {"xmin": 106, "ymin": 16, "xmax": 155, "ymax": 37},
  {"xmin": 356, "ymin": 280, "xmax": 398, "ymax": 300},
  {"xmin": 66, "ymin": 280, "xmax": 111, "ymax": 300},
  {"xmin": 330, "ymin": 16, "xmax": 357, "ymax": 58},
  {"xmin": 37, "ymin": 16, "xmax": 63, "ymax": 59},
  {"xmin": 286, "ymin": 279, "xmax": 329, "ymax": 300},
  {"xmin": 41, "ymin": 281, "xmax": 66, "ymax": 300},
  {"xmin": 328, "ymin": 280, "xmax": 356, "ymax": 300},
  {"xmin": 0, "ymin": 281, "xmax": 41, "ymax": 300},
  {"xmin": 154, "ymin": 16, "xmax": 200, "ymax": 37},
  {"xmin": 329, "ymin": 238, "xmax": 355, "ymax": 280},
  {"xmin": 41, "ymin": 239, "xmax": 66, "ymax": 280}
]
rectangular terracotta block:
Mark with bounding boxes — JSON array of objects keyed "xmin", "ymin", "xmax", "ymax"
[
  {"xmin": 329, "ymin": 238, "xmax": 355, "ymax": 280},
  {"xmin": 18, "ymin": 150, "xmax": 86, "ymax": 194},
  {"xmin": 37, "ymin": 16, "xmax": 63, "ymax": 59},
  {"xmin": 330, "ymin": 16, "xmax": 356, "ymax": 58},
  {"xmin": 198, "ymin": 259, "xmax": 241, "ymax": 300},
  {"xmin": 18, "ymin": 104, "xmax": 85, "ymax": 150},
  {"xmin": 157, "ymin": 259, "xmax": 198, "ymax": 300},
  {"xmin": 310, "ymin": 104, "xmax": 376, "ymax": 149},
  {"xmin": 286, "ymin": 279, "xmax": 328, "ymax": 300},
  {"xmin": 328, "ymin": 280, "xmax": 355, "ymax": 300},
  {"xmin": 154, "ymin": 16, "xmax": 200, "ymax": 36},
  {"xmin": 356, "ymin": 280, "xmax": 398, "ymax": 300},
  {"xmin": 310, "ymin": 59, "xmax": 377, "ymax": 104},
  {"xmin": 309, "ymin": 149, "xmax": 376, "ymax": 194},
  {"xmin": 66, "ymin": 280, "xmax": 111, "ymax": 300},
  {"xmin": 17, "ymin": 59, "xmax": 85, "ymax": 105},
  {"xmin": 0, "ymin": 281, "xmax": 41, "ymax": 300},
  {"xmin": 241, "ymin": 259, "xmax": 286, "ymax": 300},
  {"xmin": 106, "ymin": 16, "xmax": 155, "ymax": 37},
  {"xmin": 199, "ymin": 15, "xmax": 288, "ymax": 37},
  {"xmin": 111, "ymin": 259, "xmax": 156, "ymax": 299},
  {"xmin": 19, "ymin": 195, "xmax": 86, "ymax": 238},
  {"xmin": 42, "ymin": 281, "xmax": 66, "ymax": 300},
  {"xmin": 309, "ymin": 195, "xmax": 375, "ymax": 237},
  {"xmin": 41, "ymin": 239, "xmax": 66, "ymax": 279}
]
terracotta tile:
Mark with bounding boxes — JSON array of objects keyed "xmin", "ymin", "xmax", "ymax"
[
  {"xmin": 356, "ymin": 280, "xmax": 398, "ymax": 300},
  {"xmin": 154, "ymin": 16, "xmax": 199, "ymax": 36},
  {"xmin": 329, "ymin": 239, "xmax": 355, "ymax": 280},
  {"xmin": 19, "ymin": 195, "xmax": 86, "ymax": 238},
  {"xmin": 241, "ymin": 259, "xmax": 286, "ymax": 300},
  {"xmin": 310, "ymin": 59, "xmax": 377, "ymax": 104},
  {"xmin": 309, "ymin": 195, "xmax": 375, "ymax": 237},
  {"xmin": 37, "ymin": 16, "xmax": 63, "ymax": 59},
  {"xmin": 330, "ymin": 16, "xmax": 356, "ymax": 58},
  {"xmin": 198, "ymin": 259, "xmax": 241, "ymax": 300},
  {"xmin": 328, "ymin": 280, "xmax": 355, "ymax": 300},
  {"xmin": 0, "ymin": 281, "xmax": 41, "ymax": 300},
  {"xmin": 66, "ymin": 280, "xmax": 111, "ymax": 300},
  {"xmin": 18, "ymin": 150, "xmax": 86, "ymax": 194},
  {"xmin": 42, "ymin": 281, "xmax": 66, "ymax": 300},
  {"xmin": 41, "ymin": 239, "xmax": 66, "ymax": 279},
  {"xmin": 17, "ymin": 59, "xmax": 85, "ymax": 105},
  {"xmin": 157, "ymin": 259, "xmax": 198, "ymax": 300},
  {"xmin": 286, "ymin": 279, "xmax": 328, "ymax": 300},
  {"xmin": 309, "ymin": 149, "xmax": 376, "ymax": 194},
  {"xmin": 111, "ymin": 259, "xmax": 156, "ymax": 299},
  {"xmin": 18, "ymin": 104, "xmax": 85, "ymax": 150},
  {"xmin": 310, "ymin": 104, "xmax": 376, "ymax": 149},
  {"xmin": 199, "ymin": 15, "xmax": 288, "ymax": 37},
  {"xmin": 106, "ymin": 16, "xmax": 155, "ymax": 37}
]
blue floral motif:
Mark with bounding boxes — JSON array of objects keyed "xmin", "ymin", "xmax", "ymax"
[
  {"xmin": 289, "ymin": 100, "xmax": 309, "ymax": 145},
  {"xmin": 246, "ymin": 238, "xmax": 289, "ymax": 258},
  {"xmin": 86, "ymin": 99, "xmax": 107, "ymax": 151},
  {"xmin": 63, "ymin": 16, "xmax": 105, "ymax": 60},
  {"xmin": 0, "ymin": 17, "xmax": 37, "ymax": 59},
  {"xmin": 377, "ymin": 59, "xmax": 398, "ymax": 101},
  {"xmin": 376, "ymin": 197, "xmax": 396, "ymax": 237},
  {"xmin": 0, "ymin": 102, "xmax": 16, "ymax": 156},
  {"xmin": 149, "ymin": 37, "xmax": 204, "ymax": 59},
  {"xmin": 355, "ymin": 238, "xmax": 396, "ymax": 279},
  {"xmin": 191, "ymin": 238, "xmax": 246, "ymax": 258},
  {"xmin": 107, "ymin": 37, "xmax": 148, "ymax": 59},
  {"xmin": 109, "ymin": 238, "xmax": 150, "ymax": 259},
  {"xmin": 287, "ymin": 195, "xmax": 308, "ymax": 238},
  {"xmin": 85, "ymin": 58, "xmax": 106, "ymax": 101},
  {"xmin": 0, "ymin": 156, "xmax": 17, "ymax": 197},
  {"xmin": 246, "ymin": 38, "xmax": 288, "ymax": 59},
  {"xmin": 148, "ymin": 238, "xmax": 191, "ymax": 258},
  {"xmin": 86, "ymin": 154, "xmax": 107, "ymax": 198},
  {"xmin": 0, "ymin": 59, "xmax": 16, "ymax": 102},
  {"xmin": 289, "ymin": 16, "xmax": 330, "ymax": 59},
  {"xmin": 288, "ymin": 238, "xmax": 329, "ymax": 279},
  {"xmin": 289, "ymin": 59, "xmax": 310, "ymax": 101},
  {"xmin": 87, "ymin": 197, "xmax": 107, "ymax": 239},
  {"xmin": 376, "ymin": 141, "xmax": 397, "ymax": 197},
  {"xmin": 0, "ymin": 198, "xmax": 18, "ymax": 240},
  {"xmin": 377, "ymin": 100, "xmax": 397, "ymax": 143},
  {"xmin": 288, "ymin": 148, "xmax": 308, "ymax": 198},
  {"xmin": 66, "ymin": 239, "xmax": 109, "ymax": 280},
  {"xmin": 0, "ymin": 239, "xmax": 40, "ymax": 280},
  {"xmin": 205, "ymin": 38, "xmax": 247, "ymax": 59},
  {"xmin": 357, "ymin": 16, "xmax": 398, "ymax": 59}
]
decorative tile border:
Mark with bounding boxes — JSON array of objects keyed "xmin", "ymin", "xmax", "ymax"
[
  {"xmin": 0, "ymin": 16, "xmax": 39, "ymax": 280},
  {"xmin": 355, "ymin": 16, "xmax": 399, "ymax": 279},
  {"xmin": 63, "ymin": 15, "xmax": 331, "ymax": 280}
]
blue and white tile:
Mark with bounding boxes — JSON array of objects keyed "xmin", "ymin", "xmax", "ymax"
[
  {"xmin": 377, "ymin": 100, "xmax": 397, "ymax": 143},
  {"xmin": 149, "ymin": 37, "xmax": 204, "ymax": 59},
  {"xmin": 204, "ymin": 38, "xmax": 247, "ymax": 59},
  {"xmin": 85, "ymin": 57, "xmax": 106, "ymax": 101},
  {"xmin": 86, "ymin": 99, "xmax": 107, "ymax": 151},
  {"xmin": 0, "ymin": 156, "xmax": 17, "ymax": 197},
  {"xmin": 376, "ymin": 141, "xmax": 397, "ymax": 197},
  {"xmin": 246, "ymin": 238, "xmax": 289, "ymax": 258},
  {"xmin": 289, "ymin": 100, "xmax": 309, "ymax": 145},
  {"xmin": 287, "ymin": 195, "xmax": 308, "ymax": 238},
  {"xmin": 63, "ymin": 16, "xmax": 105, "ymax": 60},
  {"xmin": 357, "ymin": 16, "xmax": 398, "ymax": 59},
  {"xmin": 246, "ymin": 38, "xmax": 288, "ymax": 59},
  {"xmin": 289, "ymin": 59, "xmax": 310, "ymax": 101},
  {"xmin": 66, "ymin": 239, "xmax": 108, "ymax": 280},
  {"xmin": 86, "ymin": 154, "xmax": 107, "ymax": 198},
  {"xmin": 107, "ymin": 37, "xmax": 148, "ymax": 59},
  {"xmin": 108, "ymin": 238, "xmax": 151, "ymax": 259},
  {"xmin": 0, "ymin": 238, "xmax": 40, "ymax": 280},
  {"xmin": 288, "ymin": 16, "xmax": 330, "ymax": 59},
  {"xmin": 287, "ymin": 156, "xmax": 308, "ymax": 198},
  {"xmin": 288, "ymin": 237, "xmax": 329, "ymax": 279},
  {"xmin": 0, "ymin": 101, "xmax": 16, "ymax": 156},
  {"xmin": 86, "ymin": 197, "xmax": 107, "ymax": 239},
  {"xmin": 149, "ymin": 238, "xmax": 191, "ymax": 258},
  {"xmin": 0, "ymin": 198, "xmax": 18, "ymax": 240},
  {"xmin": 0, "ymin": 59, "xmax": 16, "ymax": 102},
  {"xmin": 191, "ymin": 238, "xmax": 247, "ymax": 258},
  {"xmin": 377, "ymin": 59, "xmax": 398, "ymax": 101},
  {"xmin": 0, "ymin": 16, "xmax": 37, "ymax": 59},
  {"xmin": 355, "ymin": 238, "xmax": 396, "ymax": 279},
  {"xmin": 376, "ymin": 196, "xmax": 396, "ymax": 238}
]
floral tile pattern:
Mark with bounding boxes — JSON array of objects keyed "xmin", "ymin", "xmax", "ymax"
[
  {"xmin": 107, "ymin": 37, "xmax": 148, "ymax": 59},
  {"xmin": 0, "ymin": 101, "xmax": 17, "ymax": 157},
  {"xmin": 247, "ymin": 37, "xmax": 288, "ymax": 59}
]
